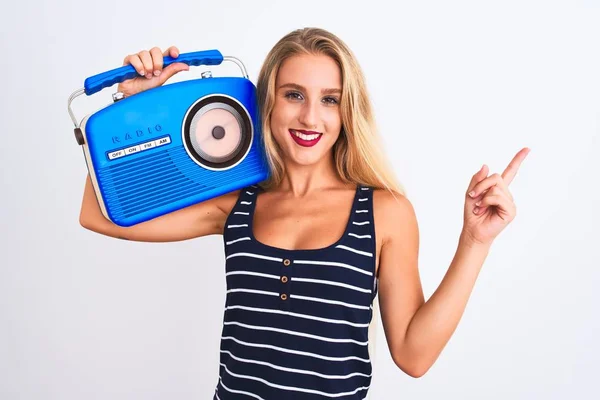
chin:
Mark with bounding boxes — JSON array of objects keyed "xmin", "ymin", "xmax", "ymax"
[
  {"xmin": 290, "ymin": 154, "xmax": 323, "ymax": 166},
  {"xmin": 286, "ymin": 147, "xmax": 332, "ymax": 167}
]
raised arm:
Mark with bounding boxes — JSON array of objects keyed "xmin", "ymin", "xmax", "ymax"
[
  {"xmin": 376, "ymin": 148, "xmax": 529, "ymax": 378},
  {"xmin": 77, "ymin": 45, "xmax": 242, "ymax": 242}
]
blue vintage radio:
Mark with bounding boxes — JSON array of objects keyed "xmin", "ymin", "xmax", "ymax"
[{"xmin": 68, "ymin": 50, "xmax": 269, "ymax": 227}]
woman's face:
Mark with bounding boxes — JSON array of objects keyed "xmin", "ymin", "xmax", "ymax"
[{"xmin": 270, "ymin": 53, "xmax": 343, "ymax": 167}]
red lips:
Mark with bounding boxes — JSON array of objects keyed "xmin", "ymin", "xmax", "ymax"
[{"xmin": 289, "ymin": 129, "xmax": 323, "ymax": 147}]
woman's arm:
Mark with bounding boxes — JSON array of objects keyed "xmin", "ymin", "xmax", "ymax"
[
  {"xmin": 376, "ymin": 194, "xmax": 490, "ymax": 378},
  {"xmin": 376, "ymin": 148, "xmax": 529, "ymax": 378}
]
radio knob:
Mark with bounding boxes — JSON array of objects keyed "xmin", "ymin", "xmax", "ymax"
[
  {"xmin": 74, "ymin": 127, "xmax": 85, "ymax": 145},
  {"xmin": 201, "ymin": 71, "xmax": 213, "ymax": 79}
]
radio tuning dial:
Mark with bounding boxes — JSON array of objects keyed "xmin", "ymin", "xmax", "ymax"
[{"xmin": 201, "ymin": 71, "xmax": 213, "ymax": 79}]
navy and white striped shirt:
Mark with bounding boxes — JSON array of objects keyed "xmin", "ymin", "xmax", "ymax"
[{"xmin": 214, "ymin": 184, "xmax": 378, "ymax": 399}]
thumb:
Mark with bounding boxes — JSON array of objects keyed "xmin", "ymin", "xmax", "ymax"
[
  {"xmin": 466, "ymin": 164, "xmax": 488, "ymax": 196},
  {"xmin": 158, "ymin": 62, "xmax": 189, "ymax": 85}
]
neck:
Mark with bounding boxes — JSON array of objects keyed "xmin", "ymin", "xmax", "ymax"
[{"xmin": 277, "ymin": 151, "xmax": 346, "ymax": 197}]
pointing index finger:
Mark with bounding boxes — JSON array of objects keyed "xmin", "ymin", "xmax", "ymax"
[{"xmin": 502, "ymin": 147, "xmax": 530, "ymax": 185}]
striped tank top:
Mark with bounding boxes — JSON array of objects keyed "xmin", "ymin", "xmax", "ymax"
[{"xmin": 214, "ymin": 184, "xmax": 378, "ymax": 399}]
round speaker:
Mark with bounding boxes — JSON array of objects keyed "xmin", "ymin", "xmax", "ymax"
[{"xmin": 182, "ymin": 95, "xmax": 253, "ymax": 170}]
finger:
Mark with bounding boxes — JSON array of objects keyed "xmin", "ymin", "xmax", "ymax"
[
  {"xmin": 157, "ymin": 62, "xmax": 189, "ymax": 85},
  {"xmin": 474, "ymin": 182, "xmax": 513, "ymax": 203},
  {"xmin": 490, "ymin": 185, "xmax": 513, "ymax": 201},
  {"xmin": 473, "ymin": 194, "xmax": 502, "ymax": 214},
  {"xmin": 502, "ymin": 147, "xmax": 530, "ymax": 185},
  {"xmin": 138, "ymin": 50, "xmax": 153, "ymax": 79},
  {"xmin": 149, "ymin": 47, "xmax": 163, "ymax": 77},
  {"xmin": 469, "ymin": 173, "xmax": 506, "ymax": 199},
  {"xmin": 467, "ymin": 164, "xmax": 489, "ymax": 195},
  {"xmin": 473, "ymin": 193, "xmax": 515, "ymax": 219},
  {"xmin": 474, "ymin": 186, "xmax": 511, "ymax": 207},
  {"xmin": 476, "ymin": 187, "xmax": 514, "ymax": 217},
  {"xmin": 163, "ymin": 45, "xmax": 180, "ymax": 58},
  {"xmin": 123, "ymin": 54, "xmax": 146, "ymax": 77}
]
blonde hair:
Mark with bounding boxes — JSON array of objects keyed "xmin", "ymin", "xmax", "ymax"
[{"xmin": 256, "ymin": 27, "xmax": 405, "ymax": 197}]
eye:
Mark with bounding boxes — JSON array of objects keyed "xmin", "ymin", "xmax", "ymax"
[
  {"xmin": 322, "ymin": 96, "xmax": 339, "ymax": 105},
  {"xmin": 284, "ymin": 91, "xmax": 303, "ymax": 101}
]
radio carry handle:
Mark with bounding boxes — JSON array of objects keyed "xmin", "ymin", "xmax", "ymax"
[{"xmin": 67, "ymin": 49, "xmax": 250, "ymax": 132}]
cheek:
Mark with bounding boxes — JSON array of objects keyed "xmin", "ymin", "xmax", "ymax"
[
  {"xmin": 324, "ymin": 110, "xmax": 343, "ymax": 132},
  {"xmin": 270, "ymin": 101, "xmax": 284, "ymax": 124},
  {"xmin": 270, "ymin": 104, "xmax": 296, "ymax": 132},
  {"xmin": 268, "ymin": 114, "xmax": 289, "ymax": 147},
  {"xmin": 269, "ymin": 114, "xmax": 284, "ymax": 141}
]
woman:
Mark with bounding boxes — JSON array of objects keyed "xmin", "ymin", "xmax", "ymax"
[{"xmin": 79, "ymin": 27, "xmax": 529, "ymax": 399}]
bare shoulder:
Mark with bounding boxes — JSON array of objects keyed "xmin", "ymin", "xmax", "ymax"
[
  {"xmin": 215, "ymin": 189, "xmax": 242, "ymax": 214},
  {"xmin": 183, "ymin": 188, "xmax": 243, "ymax": 236},
  {"xmin": 372, "ymin": 188, "xmax": 418, "ymax": 246},
  {"xmin": 213, "ymin": 188, "xmax": 243, "ymax": 215}
]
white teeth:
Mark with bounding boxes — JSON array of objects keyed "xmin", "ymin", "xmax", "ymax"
[{"xmin": 291, "ymin": 130, "xmax": 320, "ymax": 141}]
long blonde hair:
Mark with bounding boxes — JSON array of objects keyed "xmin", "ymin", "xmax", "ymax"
[{"xmin": 256, "ymin": 27, "xmax": 405, "ymax": 197}]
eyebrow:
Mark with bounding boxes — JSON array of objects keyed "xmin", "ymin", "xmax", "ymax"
[{"xmin": 277, "ymin": 83, "xmax": 341, "ymax": 95}]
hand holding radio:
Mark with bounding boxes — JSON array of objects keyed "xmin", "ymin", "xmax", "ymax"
[
  {"xmin": 117, "ymin": 46, "xmax": 190, "ymax": 98},
  {"xmin": 69, "ymin": 48, "xmax": 269, "ymax": 228}
]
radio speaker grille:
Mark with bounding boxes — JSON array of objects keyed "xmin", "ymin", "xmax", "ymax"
[{"xmin": 97, "ymin": 146, "xmax": 263, "ymax": 219}]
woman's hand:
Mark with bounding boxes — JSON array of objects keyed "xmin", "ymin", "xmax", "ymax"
[
  {"xmin": 461, "ymin": 147, "xmax": 530, "ymax": 246},
  {"xmin": 117, "ymin": 46, "xmax": 189, "ymax": 98}
]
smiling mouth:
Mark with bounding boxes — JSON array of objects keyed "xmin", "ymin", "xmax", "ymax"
[
  {"xmin": 289, "ymin": 129, "xmax": 322, "ymax": 141},
  {"xmin": 288, "ymin": 129, "xmax": 323, "ymax": 148}
]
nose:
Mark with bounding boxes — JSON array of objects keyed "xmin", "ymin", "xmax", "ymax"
[{"xmin": 298, "ymin": 99, "xmax": 319, "ymax": 129}]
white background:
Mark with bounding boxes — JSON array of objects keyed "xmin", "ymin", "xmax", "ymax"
[{"xmin": 1, "ymin": 0, "xmax": 599, "ymax": 398}]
